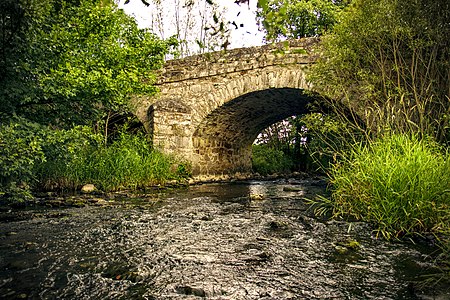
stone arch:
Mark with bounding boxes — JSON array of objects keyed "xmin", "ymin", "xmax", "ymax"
[
  {"xmin": 130, "ymin": 38, "xmax": 321, "ymax": 176},
  {"xmin": 191, "ymin": 87, "xmax": 317, "ymax": 175},
  {"xmin": 186, "ymin": 63, "xmax": 311, "ymax": 127}
]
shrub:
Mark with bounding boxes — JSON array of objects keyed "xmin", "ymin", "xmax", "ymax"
[
  {"xmin": 252, "ymin": 144, "xmax": 293, "ymax": 175},
  {"xmin": 34, "ymin": 125, "xmax": 103, "ymax": 190},
  {"xmin": 328, "ymin": 134, "xmax": 450, "ymax": 239},
  {"xmin": 36, "ymin": 130, "xmax": 190, "ymax": 191},
  {"xmin": 0, "ymin": 118, "xmax": 46, "ymax": 202}
]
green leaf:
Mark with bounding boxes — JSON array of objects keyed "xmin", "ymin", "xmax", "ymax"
[{"xmin": 258, "ymin": 0, "xmax": 269, "ymax": 11}]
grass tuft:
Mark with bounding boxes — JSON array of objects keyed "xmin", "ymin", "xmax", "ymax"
[
  {"xmin": 37, "ymin": 131, "xmax": 190, "ymax": 192},
  {"xmin": 327, "ymin": 134, "xmax": 449, "ymax": 239}
]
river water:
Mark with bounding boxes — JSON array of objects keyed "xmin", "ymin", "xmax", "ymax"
[{"xmin": 0, "ymin": 179, "xmax": 446, "ymax": 299}]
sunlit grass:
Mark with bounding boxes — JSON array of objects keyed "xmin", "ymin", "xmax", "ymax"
[
  {"xmin": 327, "ymin": 134, "xmax": 449, "ymax": 239},
  {"xmin": 37, "ymin": 132, "xmax": 190, "ymax": 192}
]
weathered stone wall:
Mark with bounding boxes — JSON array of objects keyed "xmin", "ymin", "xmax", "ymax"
[
  {"xmin": 132, "ymin": 37, "xmax": 319, "ymax": 176},
  {"xmin": 156, "ymin": 38, "xmax": 318, "ymax": 84}
]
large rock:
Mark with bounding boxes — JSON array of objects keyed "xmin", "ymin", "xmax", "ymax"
[{"xmin": 81, "ymin": 184, "xmax": 96, "ymax": 194}]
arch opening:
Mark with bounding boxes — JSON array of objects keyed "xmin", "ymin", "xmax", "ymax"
[
  {"xmin": 252, "ymin": 115, "xmax": 310, "ymax": 176},
  {"xmin": 191, "ymin": 88, "xmax": 320, "ymax": 175}
]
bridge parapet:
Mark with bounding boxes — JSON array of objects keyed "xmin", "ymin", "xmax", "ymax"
[{"xmin": 156, "ymin": 38, "xmax": 319, "ymax": 85}]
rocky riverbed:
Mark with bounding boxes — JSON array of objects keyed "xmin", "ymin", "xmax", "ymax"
[{"xmin": 0, "ymin": 179, "xmax": 448, "ymax": 299}]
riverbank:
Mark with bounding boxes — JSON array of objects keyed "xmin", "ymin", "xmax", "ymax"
[
  {"xmin": 1, "ymin": 171, "xmax": 323, "ymax": 208},
  {"xmin": 188, "ymin": 171, "xmax": 323, "ymax": 184}
]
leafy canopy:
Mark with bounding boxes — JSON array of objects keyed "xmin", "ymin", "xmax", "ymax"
[
  {"xmin": 309, "ymin": 0, "xmax": 450, "ymax": 142},
  {"xmin": 0, "ymin": 0, "xmax": 176, "ymax": 127},
  {"xmin": 256, "ymin": 0, "xmax": 349, "ymax": 41}
]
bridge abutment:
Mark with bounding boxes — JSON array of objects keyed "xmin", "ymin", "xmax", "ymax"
[
  {"xmin": 191, "ymin": 137, "xmax": 252, "ymax": 175},
  {"xmin": 148, "ymin": 98, "xmax": 193, "ymax": 160}
]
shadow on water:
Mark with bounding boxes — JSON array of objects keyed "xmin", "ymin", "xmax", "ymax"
[{"xmin": 0, "ymin": 178, "xmax": 448, "ymax": 299}]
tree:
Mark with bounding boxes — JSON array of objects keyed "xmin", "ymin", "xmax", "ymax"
[
  {"xmin": 0, "ymin": 0, "xmax": 49, "ymax": 118},
  {"xmin": 0, "ymin": 0, "xmax": 175, "ymax": 127},
  {"xmin": 141, "ymin": 0, "xmax": 229, "ymax": 57},
  {"xmin": 309, "ymin": 0, "xmax": 450, "ymax": 143},
  {"xmin": 0, "ymin": 0, "xmax": 179, "ymax": 200},
  {"xmin": 256, "ymin": 0, "xmax": 348, "ymax": 41}
]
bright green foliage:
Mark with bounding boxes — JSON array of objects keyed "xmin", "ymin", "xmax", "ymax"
[
  {"xmin": 0, "ymin": 0, "xmax": 179, "ymax": 199},
  {"xmin": 298, "ymin": 112, "xmax": 353, "ymax": 171},
  {"xmin": 257, "ymin": 0, "xmax": 348, "ymax": 41},
  {"xmin": 253, "ymin": 113, "xmax": 351, "ymax": 173},
  {"xmin": 0, "ymin": 118, "xmax": 46, "ymax": 200},
  {"xmin": 0, "ymin": 0, "xmax": 175, "ymax": 127},
  {"xmin": 1, "ymin": 122, "xmax": 189, "ymax": 199},
  {"xmin": 33, "ymin": 125, "xmax": 103, "ymax": 190},
  {"xmin": 36, "ymin": 130, "xmax": 190, "ymax": 191},
  {"xmin": 328, "ymin": 134, "xmax": 450, "ymax": 239},
  {"xmin": 252, "ymin": 144, "xmax": 293, "ymax": 175},
  {"xmin": 253, "ymin": 117, "xmax": 304, "ymax": 172},
  {"xmin": 0, "ymin": 0, "xmax": 49, "ymax": 117},
  {"xmin": 309, "ymin": 0, "xmax": 450, "ymax": 143}
]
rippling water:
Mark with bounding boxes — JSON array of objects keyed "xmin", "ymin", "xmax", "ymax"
[{"xmin": 0, "ymin": 179, "xmax": 444, "ymax": 299}]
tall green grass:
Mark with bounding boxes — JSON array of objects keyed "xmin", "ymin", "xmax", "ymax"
[
  {"xmin": 37, "ymin": 131, "xmax": 190, "ymax": 192},
  {"xmin": 327, "ymin": 134, "xmax": 449, "ymax": 239}
]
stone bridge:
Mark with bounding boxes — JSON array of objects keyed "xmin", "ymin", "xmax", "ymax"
[{"xmin": 133, "ymin": 37, "xmax": 320, "ymax": 176}]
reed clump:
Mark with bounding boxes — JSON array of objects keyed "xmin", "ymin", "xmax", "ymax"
[
  {"xmin": 36, "ymin": 130, "xmax": 190, "ymax": 192},
  {"xmin": 327, "ymin": 134, "xmax": 449, "ymax": 239}
]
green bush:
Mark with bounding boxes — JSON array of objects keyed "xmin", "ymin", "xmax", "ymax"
[
  {"xmin": 309, "ymin": 0, "xmax": 449, "ymax": 143},
  {"xmin": 328, "ymin": 134, "xmax": 450, "ymax": 239},
  {"xmin": 252, "ymin": 144, "xmax": 293, "ymax": 175},
  {"xmin": 34, "ymin": 126, "xmax": 103, "ymax": 190},
  {"xmin": 37, "ymin": 130, "xmax": 190, "ymax": 191},
  {"xmin": 0, "ymin": 120, "xmax": 190, "ymax": 197},
  {"xmin": 0, "ymin": 119, "xmax": 46, "ymax": 201}
]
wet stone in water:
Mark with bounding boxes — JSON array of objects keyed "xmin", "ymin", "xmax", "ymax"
[{"xmin": 175, "ymin": 286, "xmax": 206, "ymax": 297}]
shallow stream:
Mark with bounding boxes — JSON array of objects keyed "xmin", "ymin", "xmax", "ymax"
[{"xmin": 0, "ymin": 179, "xmax": 446, "ymax": 299}]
